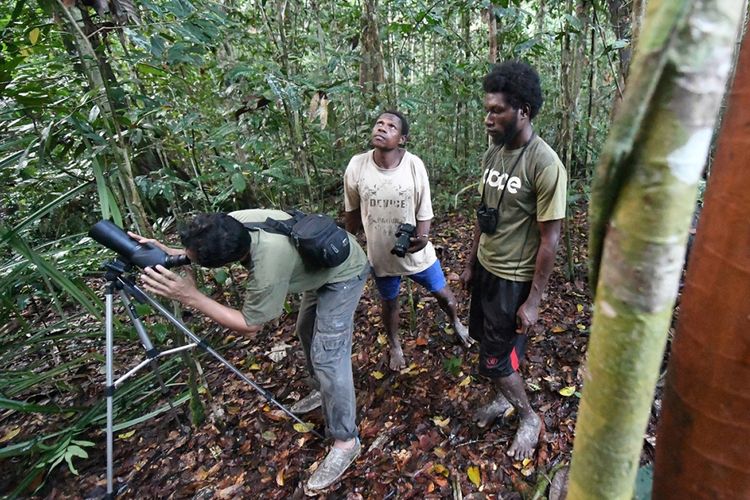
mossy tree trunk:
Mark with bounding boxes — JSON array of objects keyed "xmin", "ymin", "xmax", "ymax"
[
  {"xmin": 652, "ymin": 23, "xmax": 750, "ymax": 498},
  {"xmin": 570, "ymin": 1, "xmax": 746, "ymax": 498}
]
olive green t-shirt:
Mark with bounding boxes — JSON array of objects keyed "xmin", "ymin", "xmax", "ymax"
[
  {"xmin": 229, "ymin": 209, "xmax": 368, "ymax": 325},
  {"xmin": 476, "ymin": 136, "xmax": 567, "ymax": 282}
]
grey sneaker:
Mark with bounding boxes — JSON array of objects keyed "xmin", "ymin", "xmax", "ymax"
[
  {"xmin": 306, "ymin": 439, "xmax": 361, "ymax": 491},
  {"xmin": 291, "ymin": 390, "xmax": 322, "ymax": 414}
]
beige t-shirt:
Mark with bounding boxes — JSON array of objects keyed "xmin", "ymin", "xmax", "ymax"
[
  {"xmin": 476, "ymin": 136, "xmax": 567, "ymax": 281},
  {"xmin": 344, "ymin": 150, "xmax": 436, "ymax": 277}
]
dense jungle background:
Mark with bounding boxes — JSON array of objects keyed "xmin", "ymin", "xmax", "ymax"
[{"xmin": 4, "ymin": 0, "xmax": 745, "ymax": 498}]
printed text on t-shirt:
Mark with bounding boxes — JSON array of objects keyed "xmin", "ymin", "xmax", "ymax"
[
  {"xmin": 369, "ymin": 198, "xmax": 408, "ymax": 208},
  {"xmin": 483, "ymin": 168, "xmax": 522, "ymax": 194}
]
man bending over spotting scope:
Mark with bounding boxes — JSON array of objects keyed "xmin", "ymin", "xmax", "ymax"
[{"xmin": 130, "ymin": 209, "xmax": 369, "ymax": 492}]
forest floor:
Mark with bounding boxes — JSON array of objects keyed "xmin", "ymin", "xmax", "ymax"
[{"xmin": 5, "ymin": 204, "xmax": 665, "ymax": 499}]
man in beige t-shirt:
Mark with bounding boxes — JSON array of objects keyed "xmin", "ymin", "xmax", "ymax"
[{"xmin": 344, "ymin": 110, "xmax": 472, "ymax": 371}]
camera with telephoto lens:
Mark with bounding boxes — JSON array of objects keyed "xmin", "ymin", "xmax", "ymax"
[
  {"xmin": 476, "ymin": 204, "xmax": 499, "ymax": 234},
  {"xmin": 391, "ymin": 223, "xmax": 416, "ymax": 258},
  {"xmin": 89, "ymin": 220, "xmax": 191, "ymax": 269}
]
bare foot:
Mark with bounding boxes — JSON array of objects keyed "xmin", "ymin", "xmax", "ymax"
[
  {"xmin": 507, "ymin": 412, "xmax": 541, "ymax": 460},
  {"xmin": 453, "ymin": 320, "xmax": 474, "ymax": 348},
  {"xmin": 388, "ymin": 345, "xmax": 406, "ymax": 371},
  {"xmin": 474, "ymin": 395, "xmax": 513, "ymax": 428}
]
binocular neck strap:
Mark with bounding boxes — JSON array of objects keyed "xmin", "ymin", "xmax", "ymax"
[{"xmin": 480, "ymin": 133, "xmax": 536, "ymax": 210}]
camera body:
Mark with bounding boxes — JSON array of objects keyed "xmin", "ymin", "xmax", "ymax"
[
  {"xmin": 89, "ymin": 220, "xmax": 190, "ymax": 269},
  {"xmin": 476, "ymin": 204, "xmax": 499, "ymax": 234},
  {"xmin": 391, "ymin": 223, "xmax": 416, "ymax": 258}
]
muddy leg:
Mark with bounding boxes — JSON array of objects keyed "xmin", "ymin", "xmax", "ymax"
[
  {"xmin": 382, "ymin": 298, "xmax": 406, "ymax": 371},
  {"xmin": 497, "ymin": 372, "xmax": 541, "ymax": 460}
]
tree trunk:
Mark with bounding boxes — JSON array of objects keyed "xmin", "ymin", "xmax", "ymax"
[
  {"xmin": 607, "ymin": 0, "xmax": 632, "ymax": 84},
  {"xmin": 571, "ymin": 1, "xmax": 745, "ymax": 498},
  {"xmin": 652, "ymin": 25, "xmax": 750, "ymax": 499},
  {"xmin": 359, "ymin": 0, "xmax": 385, "ymax": 101},
  {"xmin": 487, "ymin": 7, "xmax": 497, "ymax": 64}
]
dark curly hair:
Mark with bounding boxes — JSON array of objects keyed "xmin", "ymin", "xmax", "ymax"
[
  {"xmin": 483, "ymin": 61, "xmax": 544, "ymax": 120},
  {"xmin": 379, "ymin": 109, "xmax": 409, "ymax": 137},
  {"xmin": 179, "ymin": 213, "xmax": 251, "ymax": 268}
]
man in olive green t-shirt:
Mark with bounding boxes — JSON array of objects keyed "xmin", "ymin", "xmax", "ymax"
[
  {"xmin": 133, "ymin": 210, "xmax": 369, "ymax": 492},
  {"xmin": 460, "ymin": 62, "xmax": 567, "ymax": 461}
]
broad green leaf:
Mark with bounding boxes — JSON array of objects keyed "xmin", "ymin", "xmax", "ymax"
[
  {"xmin": 231, "ymin": 172, "xmax": 246, "ymax": 192},
  {"xmin": 29, "ymin": 28, "xmax": 40, "ymax": 45}
]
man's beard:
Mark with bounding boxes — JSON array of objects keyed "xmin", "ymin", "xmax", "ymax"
[{"xmin": 493, "ymin": 114, "xmax": 520, "ymax": 146}]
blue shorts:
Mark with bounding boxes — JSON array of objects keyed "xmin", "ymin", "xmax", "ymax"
[{"xmin": 373, "ymin": 259, "xmax": 447, "ymax": 301}]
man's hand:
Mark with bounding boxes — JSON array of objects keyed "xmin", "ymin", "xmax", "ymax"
[
  {"xmin": 515, "ymin": 299, "xmax": 539, "ymax": 335},
  {"xmin": 140, "ymin": 265, "xmax": 199, "ymax": 304},
  {"xmin": 407, "ymin": 235, "xmax": 428, "ymax": 254},
  {"xmin": 128, "ymin": 232, "xmax": 184, "ymax": 257},
  {"xmin": 459, "ymin": 265, "xmax": 473, "ymax": 291}
]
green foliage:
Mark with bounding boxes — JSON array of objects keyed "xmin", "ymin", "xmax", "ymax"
[
  {"xmin": 443, "ymin": 356, "xmax": 462, "ymax": 377},
  {"xmin": 0, "ymin": 0, "xmax": 621, "ymax": 493}
]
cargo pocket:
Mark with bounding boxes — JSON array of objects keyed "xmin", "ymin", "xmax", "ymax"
[{"xmin": 311, "ymin": 317, "xmax": 350, "ymax": 366}]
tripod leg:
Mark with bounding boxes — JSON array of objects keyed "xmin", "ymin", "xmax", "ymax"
[
  {"xmin": 125, "ymin": 279, "xmax": 324, "ymax": 440},
  {"xmin": 105, "ymin": 288, "xmax": 115, "ymax": 499},
  {"xmin": 119, "ymin": 292, "xmax": 178, "ymax": 416}
]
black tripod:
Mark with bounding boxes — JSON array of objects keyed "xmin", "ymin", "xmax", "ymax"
[{"xmin": 100, "ymin": 259, "xmax": 321, "ymax": 498}]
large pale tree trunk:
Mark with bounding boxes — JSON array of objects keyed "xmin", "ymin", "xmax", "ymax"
[
  {"xmin": 570, "ymin": 1, "xmax": 745, "ymax": 498},
  {"xmin": 652, "ymin": 24, "xmax": 750, "ymax": 498}
]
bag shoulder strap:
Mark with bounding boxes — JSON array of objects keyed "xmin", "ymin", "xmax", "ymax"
[{"xmin": 243, "ymin": 209, "xmax": 308, "ymax": 235}]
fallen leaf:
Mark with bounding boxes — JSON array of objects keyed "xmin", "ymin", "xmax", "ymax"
[
  {"xmin": 400, "ymin": 363, "xmax": 418, "ymax": 375},
  {"xmin": 276, "ymin": 468, "xmax": 284, "ymax": 486},
  {"xmin": 261, "ymin": 430, "xmax": 276, "ymax": 442},
  {"xmin": 458, "ymin": 375, "xmax": 472, "ymax": 387},
  {"xmin": 432, "ymin": 464, "xmax": 449, "ymax": 477},
  {"xmin": 551, "ymin": 325, "xmax": 566, "ymax": 333},
  {"xmin": 372, "ymin": 371, "xmax": 385, "ymax": 380},
  {"xmin": 415, "ymin": 337, "xmax": 428, "ymax": 346},
  {"xmin": 268, "ymin": 342, "xmax": 291, "ymax": 362},
  {"xmin": 0, "ymin": 426, "xmax": 21, "ymax": 443},
  {"xmin": 577, "ymin": 303, "xmax": 584, "ymax": 313},
  {"xmin": 467, "ymin": 465, "xmax": 481, "ymax": 487},
  {"xmin": 432, "ymin": 416, "xmax": 450, "ymax": 428},
  {"xmin": 559, "ymin": 386, "xmax": 576, "ymax": 397},
  {"xmin": 293, "ymin": 422, "xmax": 314, "ymax": 433},
  {"xmin": 117, "ymin": 430, "xmax": 136, "ymax": 440},
  {"xmin": 377, "ymin": 334, "xmax": 388, "ymax": 345}
]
